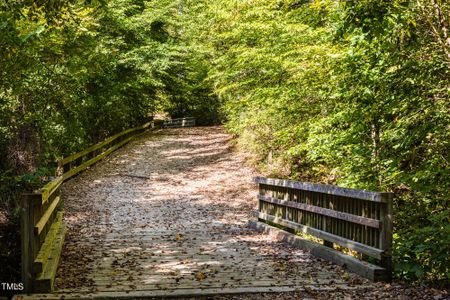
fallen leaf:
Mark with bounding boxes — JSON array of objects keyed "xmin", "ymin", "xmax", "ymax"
[{"xmin": 196, "ymin": 271, "xmax": 206, "ymax": 281}]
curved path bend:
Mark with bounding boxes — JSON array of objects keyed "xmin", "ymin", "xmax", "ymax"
[{"xmin": 43, "ymin": 126, "xmax": 382, "ymax": 298}]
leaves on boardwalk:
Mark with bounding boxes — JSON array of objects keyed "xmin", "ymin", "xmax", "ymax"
[{"xmin": 53, "ymin": 127, "xmax": 447, "ymax": 299}]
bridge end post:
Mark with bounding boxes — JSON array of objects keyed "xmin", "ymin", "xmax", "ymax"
[
  {"xmin": 379, "ymin": 192, "xmax": 393, "ymax": 281},
  {"xmin": 21, "ymin": 194, "xmax": 37, "ymax": 294}
]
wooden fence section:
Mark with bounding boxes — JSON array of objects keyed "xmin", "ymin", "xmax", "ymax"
[
  {"xmin": 58, "ymin": 121, "xmax": 155, "ymax": 178},
  {"xmin": 163, "ymin": 117, "xmax": 195, "ymax": 128},
  {"xmin": 21, "ymin": 178, "xmax": 66, "ymax": 293},
  {"xmin": 253, "ymin": 176, "xmax": 393, "ymax": 281},
  {"xmin": 21, "ymin": 121, "xmax": 158, "ymax": 293}
]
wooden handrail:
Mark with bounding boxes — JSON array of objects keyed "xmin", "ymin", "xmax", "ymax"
[
  {"xmin": 254, "ymin": 176, "xmax": 391, "ymax": 202},
  {"xmin": 258, "ymin": 195, "xmax": 380, "ymax": 228},
  {"xmin": 21, "ymin": 120, "xmax": 158, "ymax": 293},
  {"xmin": 254, "ymin": 176, "xmax": 393, "ymax": 281}
]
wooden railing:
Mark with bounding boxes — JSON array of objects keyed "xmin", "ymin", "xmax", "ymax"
[
  {"xmin": 58, "ymin": 121, "xmax": 155, "ymax": 178},
  {"xmin": 21, "ymin": 121, "xmax": 158, "ymax": 293},
  {"xmin": 253, "ymin": 176, "xmax": 393, "ymax": 281},
  {"xmin": 163, "ymin": 117, "xmax": 195, "ymax": 128},
  {"xmin": 21, "ymin": 178, "xmax": 65, "ymax": 293}
]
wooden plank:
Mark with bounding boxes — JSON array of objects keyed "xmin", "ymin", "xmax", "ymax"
[
  {"xmin": 11, "ymin": 286, "xmax": 312, "ymax": 300},
  {"xmin": 87, "ymin": 272, "xmax": 311, "ymax": 281},
  {"xmin": 78, "ymin": 281, "xmax": 342, "ymax": 293},
  {"xmin": 254, "ymin": 177, "xmax": 389, "ymax": 202},
  {"xmin": 34, "ymin": 196, "xmax": 61, "ymax": 236},
  {"xmin": 40, "ymin": 177, "xmax": 63, "ymax": 205},
  {"xmin": 256, "ymin": 211, "xmax": 383, "ymax": 259},
  {"xmin": 34, "ymin": 212, "xmax": 63, "ymax": 273},
  {"xmin": 258, "ymin": 195, "xmax": 380, "ymax": 228},
  {"xmin": 14, "ymin": 285, "xmax": 370, "ymax": 300},
  {"xmin": 88, "ymin": 272, "xmax": 328, "ymax": 282},
  {"xmin": 249, "ymin": 220, "xmax": 389, "ymax": 281},
  {"xmin": 34, "ymin": 223, "xmax": 67, "ymax": 292}
]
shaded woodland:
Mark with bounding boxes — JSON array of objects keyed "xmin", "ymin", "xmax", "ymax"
[{"xmin": 0, "ymin": 0, "xmax": 448, "ymax": 285}]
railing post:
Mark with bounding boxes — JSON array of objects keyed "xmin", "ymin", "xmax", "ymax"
[
  {"xmin": 21, "ymin": 194, "xmax": 37, "ymax": 293},
  {"xmin": 257, "ymin": 182, "xmax": 266, "ymax": 220},
  {"xmin": 257, "ymin": 183, "xmax": 262, "ymax": 217},
  {"xmin": 56, "ymin": 158, "xmax": 63, "ymax": 177},
  {"xmin": 379, "ymin": 193, "xmax": 393, "ymax": 281},
  {"xmin": 324, "ymin": 195, "xmax": 333, "ymax": 248}
]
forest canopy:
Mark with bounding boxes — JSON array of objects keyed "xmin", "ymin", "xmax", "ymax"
[{"xmin": 0, "ymin": 0, "xmax": 449, "ymax": 282}]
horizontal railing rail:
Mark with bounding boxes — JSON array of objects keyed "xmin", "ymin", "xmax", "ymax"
[
  {"xmin": 253, "ymin": 176, "xmax": 393, "ymax": 281},
  {"xmin": 21, "ymin": 121, "xmax": 160, "ymax": 293},
  {"xmin": 58, "ymin": 121, "xmax": 155, "ymax": 178},
  {"xmin": 163, "ymin": 117, "xmax": 195, "ymax": 128}
]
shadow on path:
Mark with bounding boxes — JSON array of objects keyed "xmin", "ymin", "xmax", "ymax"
[{"xmin": 53, "ymin": 126, "xmax": 370, "ymax": 297}]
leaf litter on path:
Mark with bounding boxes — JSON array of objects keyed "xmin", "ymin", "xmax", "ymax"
[{"xmin": 53, "ymin": 126, "xmax": 446, "ymax": 299}]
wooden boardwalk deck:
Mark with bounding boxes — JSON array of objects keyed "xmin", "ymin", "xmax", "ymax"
[{"xmin": 17, "ymin": 126, "xmax": 374, "ymax": 299}]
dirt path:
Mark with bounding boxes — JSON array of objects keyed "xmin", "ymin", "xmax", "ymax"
[{"xmin": 46, "ymin": 126, "xmax": 439, "ymax": 299}]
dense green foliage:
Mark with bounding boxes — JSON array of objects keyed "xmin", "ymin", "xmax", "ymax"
[
  {"xmin": 1, "ymin": 0, "xmax": 448, "ymax": 282},
  {"xmin": 189, "ymin": 0, "xmax": 449, "ymax": 282},
  {"xmin": 0, "ymin": 0, "xmax": 217, "ymax": 218}
]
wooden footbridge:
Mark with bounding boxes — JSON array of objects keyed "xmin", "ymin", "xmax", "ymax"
[{"xmin": 15, "ymin": 120, "xmax": 393, "ymax": 299}]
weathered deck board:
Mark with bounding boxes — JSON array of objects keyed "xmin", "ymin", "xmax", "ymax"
[{"xmin": 15, "ymin": 285, "xmax": 370, "ymax": 300}]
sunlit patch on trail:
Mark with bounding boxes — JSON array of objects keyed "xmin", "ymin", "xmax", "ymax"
[{"xmin": 55, "ymin": 126, "xmax": 370, "ymax": 296}]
